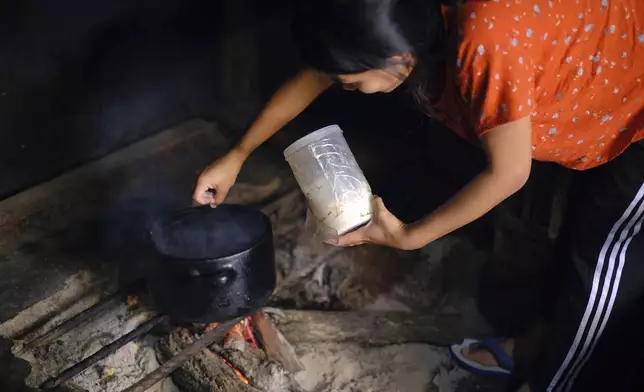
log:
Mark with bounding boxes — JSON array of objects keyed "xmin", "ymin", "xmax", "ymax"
[
  {"xmin": 156, "ymin": 326, "xmax": 304, "ymax": 392},
  {"xmin": 156, "ymin": 329, "xmax": 259, "ymax": 392},
  {"xmin": 212, "ymin": 331, "xmax": 304, "ymax": 392},
  {"xmin": 250, "ymin": 310, "xmax": 304, "ymax": 374},
  {"xmin": 271, "ymin": 309, "xmax": 490, "ymax": 346}
]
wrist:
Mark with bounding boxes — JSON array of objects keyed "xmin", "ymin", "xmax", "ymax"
[
  {"xmin": 230, "ymin": 144, "xmax": 252, "ymax": 160},
  {"xmin": 399, "ymin": 219, "xmax": 436, "ymax": 250},
  {"xmin": 395, "ymin": 223, "xmax": 413, "ymax": 250},
  {"xmin": 391, "ymin": 222, "xmax": 420, "ymax": 251}
]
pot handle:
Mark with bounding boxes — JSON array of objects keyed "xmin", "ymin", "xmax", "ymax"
[{"xmin": 188, "ymin": 267, "xmax": 236, "ymax": 287}]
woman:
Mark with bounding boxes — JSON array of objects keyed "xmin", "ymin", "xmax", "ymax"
[{"xmin": 194, "ymin": 1, "xmax": 644, "ymax": 391}]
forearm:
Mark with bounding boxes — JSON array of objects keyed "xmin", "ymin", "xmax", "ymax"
[
  {"xmin": 234, "ymin": 68, "xmax": 333, "ymax": 157},
  {"xmin": 332, "ymin": 118, "xmax": 533, "ymax": 251},
  {"xmin": 403, "ymin": 168, "xmax": 528, "ymax": 249}
]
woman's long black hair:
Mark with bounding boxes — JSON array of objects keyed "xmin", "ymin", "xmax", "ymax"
[{"xmin": 292, "ymin": 0, "xmax": 455, "ymax": 106}]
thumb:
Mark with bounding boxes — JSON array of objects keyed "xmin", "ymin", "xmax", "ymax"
[
  {"xmin": 333, "ymin": 226, "xmax": 368, "ymax": 247},
  {"xmin": 211, "ymin": 187, "xmax": 228, "ymax": 206},
  {"xmin": 192, "ymin": 181, "xmax": 210, "ymax": 205},
  {"xmin": 193, "ymin": 180, "xmax": 222, "ymax": 206},
  {"xmin": 371, "ymin": 195, "xmax": 385, "ymax": 210},
  {"xmin": 370, "ymin": 195, "xmax": 387, "ymax": 217}
]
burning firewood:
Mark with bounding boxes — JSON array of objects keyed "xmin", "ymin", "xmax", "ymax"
[
  {"xmin": 156, "ymin": 317, "xmax": 304, "ymax": 392},
  {"xmin": 156, "ymin": 328, "xmax": 259, "ymax": 392},
  {"xmin": 211, "ymin": 335, "xmax": 302, "ymax": 392}
]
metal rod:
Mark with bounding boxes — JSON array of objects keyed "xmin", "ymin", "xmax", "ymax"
[
  {"xmin": 41, "ymin": 314, "xmax": 167, "ymax": 389},
  {"xmin": 24, "ymin": 292, "xmax": 123, "ymax": 351},
  {"xmin": 122, "ymin": 316, "xmax": 243, "ymax": 392}
]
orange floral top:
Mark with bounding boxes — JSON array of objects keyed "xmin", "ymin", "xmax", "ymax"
[{"xmin": 432, "ymin": 0, "xmax": 644, "ymax": 170}]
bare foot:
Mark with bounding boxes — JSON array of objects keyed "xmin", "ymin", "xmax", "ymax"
[{"xmin": 461, "ymin": 338, "xmax": 515, "ymax": 368}]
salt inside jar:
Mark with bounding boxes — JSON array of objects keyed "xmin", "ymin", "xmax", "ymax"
[{"xmin": 284, "ymin": 125, "xmax": 372, "ymax": 235}]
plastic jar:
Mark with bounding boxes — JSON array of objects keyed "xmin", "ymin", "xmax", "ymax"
[{"xmin": 284, "ymin": 125, "xmax": 372, "ymax": 235}]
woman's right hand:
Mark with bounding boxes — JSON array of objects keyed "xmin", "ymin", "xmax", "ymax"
[
  {"xmin": 192, "ymin": 69, "xmax": 331, "ymax": 206},
  {"xmin": 193, "ymin": 149, "xmax": 247, "ymax": 206}
]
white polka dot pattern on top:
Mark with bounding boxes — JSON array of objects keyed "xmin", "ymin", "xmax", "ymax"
[{"xmin": 433, "ymin": 0, "xmax": 644, "ymax": 170}]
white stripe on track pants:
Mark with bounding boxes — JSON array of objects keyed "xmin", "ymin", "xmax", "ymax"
[{"xmin": 530, "ymin": 142, "xmax": 644, "ymax": 392}]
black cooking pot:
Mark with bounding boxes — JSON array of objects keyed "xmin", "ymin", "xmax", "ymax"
[{"xmin": 147, "ymin": 204, "xmax": 275, "ymax": 324}]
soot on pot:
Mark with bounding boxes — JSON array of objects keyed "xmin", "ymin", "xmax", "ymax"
[{"xmin": 150, "ymin": 205, "xmax": 269, "ymax": 260}]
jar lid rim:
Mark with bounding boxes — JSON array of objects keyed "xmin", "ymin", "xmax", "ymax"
[{"xmin": 283, "ymin": 124, "xmax": 343, "ymax": 159}]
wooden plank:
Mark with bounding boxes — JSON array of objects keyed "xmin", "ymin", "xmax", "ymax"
[
  {"xmin": 0, "ymin": 119, "xmax": 227, "ymax": 251},
  {"xmin": 0, "ymin": 120, "xmax": 232, "ymax": 324},
  {"xmin": 0, "ymin": 117, "xmax": 291, "ymax": 325},
  {"xmin": 0, "ymin": 119, "xmax": 220, "ymax": 224}
]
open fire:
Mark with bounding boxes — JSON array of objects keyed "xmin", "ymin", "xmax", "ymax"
[
  {"xmin": 205, "ymin": 317, "xmax": 260, "ymax": 386},
  {"xmin": 118, "ymin": 291, "xmax": 260, "ymax": 387}
]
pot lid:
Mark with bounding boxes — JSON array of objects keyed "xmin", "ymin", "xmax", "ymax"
[{"xmin": 150, "ymin": 204, "xmax": 270, "ymax": 260}]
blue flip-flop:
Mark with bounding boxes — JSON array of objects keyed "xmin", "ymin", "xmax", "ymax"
[{"xmin": 449, "ymin": 337, "xmax": 514, "ymax": 377}]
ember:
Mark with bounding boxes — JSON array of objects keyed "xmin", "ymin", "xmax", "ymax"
[
  {"xmin": 204, "ymin": 322, "xmax": 220, "ymax": 333},
  {"xmin": 242, "ymin": 318, "xmax": 259, "ymax": 348},
  {"xmin": 208, "ymin": 317, "xmax": 259, "ymax": 348},
  {"xmin": 225, "ymin": 320, "xmax": 243, "ymax": 336},
  {"xmin": 126, "ymin": 294, "xmax": 139, "ymax": 307},
  {"xmin": 221, "ymin": 357, "xmax": 250, "ymax": 385}
]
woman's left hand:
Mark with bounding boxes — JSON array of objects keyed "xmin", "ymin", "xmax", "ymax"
[{"xmin": 330, "ymin": 196, "xmax": 410, "ymax": 249}]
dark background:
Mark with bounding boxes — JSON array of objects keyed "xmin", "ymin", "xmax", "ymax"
[{"xmin": 0, "ymin": 0, "xmax": 485, "ymax": 208}]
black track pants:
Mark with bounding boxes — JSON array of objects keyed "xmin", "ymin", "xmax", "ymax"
[{"xmin": 530, "ymin": 143, "xmax": 644, "ymax": 392}]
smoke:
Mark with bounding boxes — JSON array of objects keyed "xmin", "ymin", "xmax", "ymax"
[{"xmin": 100, "ymin": 197, "xmax": 177, "ymax": 252}]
